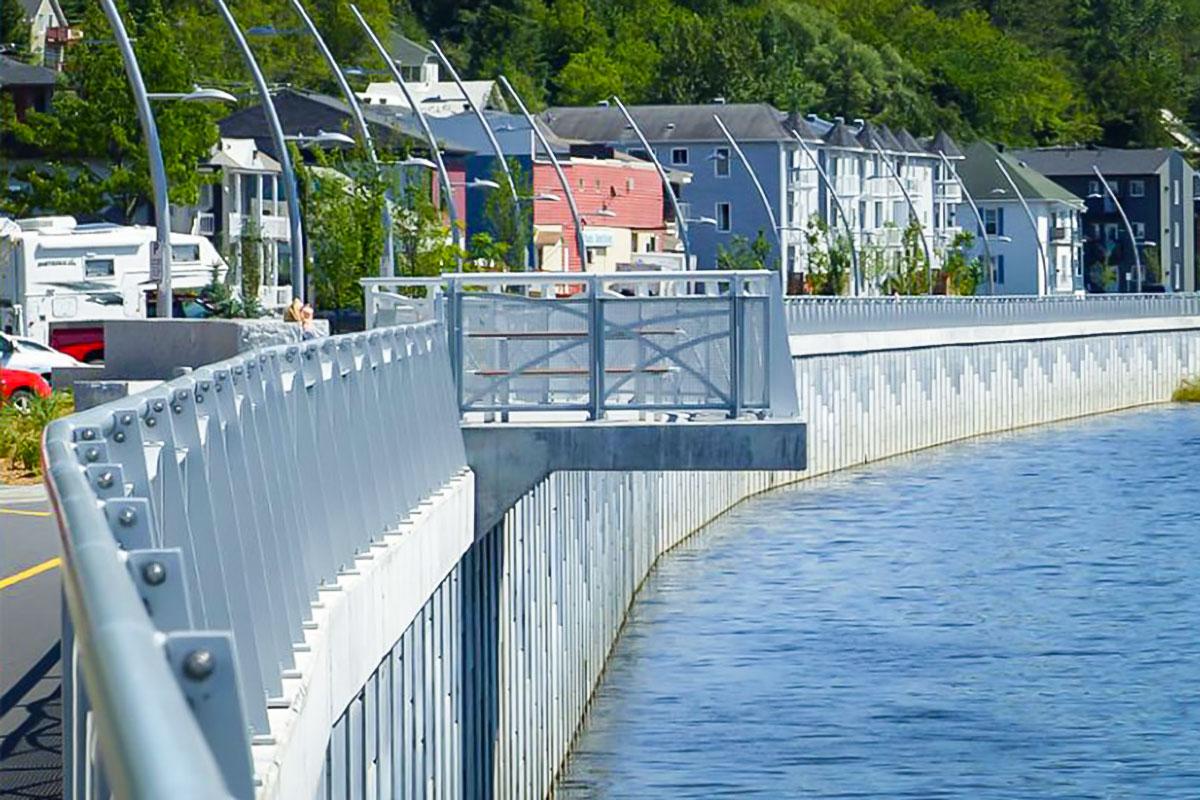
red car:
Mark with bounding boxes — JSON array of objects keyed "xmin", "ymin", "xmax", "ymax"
[{"xmin": 0, "ymin": 366, "xmax": 52, "ymax": 412}]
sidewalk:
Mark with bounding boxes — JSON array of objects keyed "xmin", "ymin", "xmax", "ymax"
[{"xmin": 0, "ymin": 483, "xmax": 48, "ymax": 505}]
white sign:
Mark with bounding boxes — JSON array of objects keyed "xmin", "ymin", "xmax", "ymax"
[
  {"xmin": 582, "ymin": 229, "xmax": 614, "ymax": 248},
  {"xmin": 149, "ymin": 241, "xmax": 162, "ymax": 282}
]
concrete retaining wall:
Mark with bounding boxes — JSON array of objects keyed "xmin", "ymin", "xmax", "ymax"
[{"xmin": 314, "ymin": 318, "xmax": 1200, "ymax": 800}]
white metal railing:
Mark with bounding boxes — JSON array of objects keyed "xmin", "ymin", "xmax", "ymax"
[
  {"xmin": 363, "ymin": 271, "xmax": 799, "ymax": 419},
  {"xmin": 785, "ymin": 294, "xmax": 1200, "ymax": 334},
  {"xmin": 45, "ymin": 321, "xmax": 465, "ymax": 799}
]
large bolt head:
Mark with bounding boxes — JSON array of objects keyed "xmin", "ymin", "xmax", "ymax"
[
  {"xmin": 182, "ymin": 649, "xmax": 215, "ymax": 681},
  {"xmin": 96, "ymin": 471, "xmax": 114, "ymax": 489},
  {"xmin": 117, "ymin": 507, "xmax": 137, "ymax": 527},
  {"xmin": 141, "ymin": 561, "xmax": 166, "ymax": 586}
]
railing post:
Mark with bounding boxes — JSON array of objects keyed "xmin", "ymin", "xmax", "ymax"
[
  {"xmin": 588, "ymin": 276, "xmax": 605, "ymax": 420},
  {"xmin": 730, "ymin": 276, "xmax": 744, "ymax": 418},
  {"xmin": 365, "ymin": 282, "xmax": 376, "ymax": 330},
  {"xmin": 445, "ymin": 279, "xmax": 465, "ymax": 416}
]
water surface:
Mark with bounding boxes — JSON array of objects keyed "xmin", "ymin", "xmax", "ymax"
[{"xmin": 557, "ymin": 406, "xmax": 1200, "ymax": 798}]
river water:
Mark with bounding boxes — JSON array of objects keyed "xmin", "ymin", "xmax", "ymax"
[{"xmin": 556, "ymin": 406, "xmax": 1200, "ymax": 798}]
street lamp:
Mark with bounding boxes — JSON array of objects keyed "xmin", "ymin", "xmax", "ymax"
[
  {"xmin": 351, "ymin": 4, "xmax": 462, "ymax": 270},
  {"xmin": 529, "ymin": 192, "xmax": 560, "ymax": 202},
  {"xmin": 612, "ymin": 96, "xmax": 692, "ymax": 269},
  {"xmin": 713, "ymin": 114, "xmax": 783, "ymax": 279},
  {"xmin": 398, "ymin": 156, "xmax": 439, "ymax": 171},
  {"xmin": 873, "ymin": 143, "xmax": 933, "ymax": 295},
  {"xmin": 499, "ymin": 75, "xmax": 588, "ymax": 272},
  {"xmin": 285, "ymin": 130, "xmax": 357, "ymax": 147},
  {"xmin": 790, "ymin": 131, "xmax": 860, "ymax": 295},
  {"xmin": 934, "ymin": 150, "xmax": 994, "ymax": 295},
  {"xmin": 688, "ymin": 216, "xmax": 718, "ymax": 227},
  {"xmin": 1089, "ymin": 165, "xmax": 1143, "ymax": 292},
  {"xmin": 211, "ymin": 0, "xmax": 307, "ymax": 300},
  {"xmin": 147, "ymin": 87, "xmax": 238, "ymax": 104},
  {"xmin": 994, "ymin": 158, "xmax": 1053, "ymax": 295}
]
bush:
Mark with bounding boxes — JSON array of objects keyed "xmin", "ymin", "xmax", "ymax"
[
  {"xmin": 0, "ymin": 391, "xmax": 74, "ymax": 474},
  {"xmin": 1172, "ymin": 376, "xmax": 1200, "ymax": 403}
]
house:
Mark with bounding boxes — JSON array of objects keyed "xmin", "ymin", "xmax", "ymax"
[
  {"xmin": 14, "ymin": 0, "xmax": 62, "ymax": 60},
  {"xmin": 1013, "ymin": 147, "xmax": 1196, "ymax": 292},
  {"xmin": 0, "ymin": 54, "xmax": 55, "ymax": 121},
  {"xmin": 429, "ymin": 110, "xmax": 684, "ymax": 272},
  {"xmin": 541, "ymin": 103, "xmax": 963, "ymax": 291},
  {"xmin": 956, "ymin": 141, "xmax": 1085, "ymax": 295},
  {"xmin": 356, "ymin": 34, "xmax": 503, "ymax": 118}
]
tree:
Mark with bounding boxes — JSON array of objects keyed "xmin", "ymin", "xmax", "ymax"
[
  {"xmin": 2, "ymin": 2, "xmax": 219, "ymax": 220},
  {"xmin": 391, "ymin": 175, "xmax": 463, "ymax": 278},
  {"xmin": 717, "ymin": 230, "xmax": 773, "ymax": 271},
  {"xmin": 940, "ymin": 230, "xmax": 983, "ymax": 295},
  {"xmin": 883, "ymin": 218, "xmax": 931, "ymax": 294},
  {"xmin": 1, "ymin": 0, "xmax": 25, "ymax": 52},
  {"xmin": 803, "ymin": 217, "xmax": 851, "ymax": 295},
  {"xmin": 480, "ymin": 158, "xmax": 531, "ymax": 271}
]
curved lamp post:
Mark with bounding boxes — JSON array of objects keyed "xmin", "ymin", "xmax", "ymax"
[
  {"xmin": 713, "ymin": 114, "xmax": 782, "ymax": 279},
  {"xmin": 98, "ymin": 0, "xmax": 173, "ymax": 316},
  {"xmin": 286, "ymin": 0, "xmax": 394, "ymax": 276},
  {"xmin": 994, "ymin": 158, "xmax": 1052, "ymax": 295},
  {"xmin": 936, "ymin": 151, "xmax": 994, "ymax": 295},
  {"xmin": 791, "ymin": 131, "xmax": 860, "ymax": 295},
  {"xmin": 1091, "ymin": 165, "xmax": 1142, "ymax": 293},
  {"xmin": 498, "ymin": 75, "xmax": 587, "ymax": 272},
  {"xmin": 874, "ymin": 143, "xmax": 933, "ymax": 294},
  {"xmin": 351, "ymin": 4, "xmax": 462, "ymax": 270},
  {"xmin": 212, "ymin": 0, "xmax": 307, "ymax": 298},
  {"xmin": 611, "ymin": 96, "xmax": 692, "ymax": 269}
]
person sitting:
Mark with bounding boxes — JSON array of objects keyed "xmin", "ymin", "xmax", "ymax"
[{"xmin": 300, "ymin": 304, "xmax": 319, "ymax": 340}]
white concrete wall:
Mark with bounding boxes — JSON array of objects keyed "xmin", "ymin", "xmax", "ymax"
[{"xmin": 312, "ymin": 318, "xmax": 1200, "ymax": 800}]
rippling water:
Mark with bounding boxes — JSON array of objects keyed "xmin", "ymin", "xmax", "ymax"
[{"xmin": 556, "ymin": 406, "xmax": 1200, "ymax": 798}]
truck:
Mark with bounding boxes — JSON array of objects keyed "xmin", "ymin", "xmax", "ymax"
[{"xmin": 0, "ymin": 216, "xmax": 229, "ymax": 360}]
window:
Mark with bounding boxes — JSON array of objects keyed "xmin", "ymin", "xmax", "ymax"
[
  {"xmin": 670, "ymin": 147, "xmax": 688, "ymax": 166},
  {"xmin": 1174, "ymin": 222, "xmax": 1181, "ymax": 248},
  {"xmin": 1088, "ymin": 179, "xmax": 1100, "ymax": 197},
  {"xmin": 240, "ymin": 173, "xmax": 257, "ymax": 215},
  {"xmin": 1133, "ymin": 221, "xmax": 1146, "ymax": 240},
  {"xmin": 994, "ymin": 254, "xmax": 1005, "ymax": 284},
  {"xmin": 714, "ymin": 147, "xmax": 730, "ymax": 178},
  {"xmin": 874, "ymin": 201, "xmax": 883, "ymax": 227},
  {"xmin": 1175, "ymin": 179, "xmax": 1182, "ymax": 206},
  {"xmin": 625, "ymin": 178, "xmax": 635, "ymax": 192},
  {"xmin": 1175, "ymin": 264, "xmax": 1182, "ymax": 291},
  {"xmin": 1130, "ymin": 179, "xmax": 1145, "ymax": 197},
  {"xmin": 1111, "ymin": 179, "xmax": 1120, "ymax": 196},
  {"xmin": 983, "ymin": 207, "xmax": 1004, "ymax": 236},
  {"xmin": 172, "ymin": 244, "xmax": 201, "ymax": 262},
  {"xmin": 1105, "ymin": 223, "xmax": 1119, "ymax": 243},
  {"xmin": 716, "ymin": 202, "xmax": 732, "ymax": 232},
  {"xmin": 84, "ymin": 258, "xmax": 114, "ymax": 278}
]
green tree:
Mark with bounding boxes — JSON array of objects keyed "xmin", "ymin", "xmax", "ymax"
[
  {"xmin": 480, "ymin": 158, "xmax": 531, "ymax": 271},
  {"xmin": 717, "ymin": 230, "xmax": 773, "ymax": 271},
  {"xmin": 392, "ymin": 176, "xmax": 464, "ymax": 278},
  {"xmin": 1, "ymin": 0, "xmax": 26, "ymax": 52},
  {"xmin": 940, "ymin": 230, "xmax": 983, "ymax": 295},
  {"xmin": 803, "ymin": 216, "xmax": 851, "ymax": 295}
]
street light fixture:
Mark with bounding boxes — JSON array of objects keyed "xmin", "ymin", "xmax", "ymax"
[
  {"xmin": 398, "ymin": 157, "xmax": 439, "ymax": 171},
  {"xmin": 713, "ymin": 114, "xmax": 784, "ymax": 281},
  {"xmin": 791, "ymin": 131, "xmax": 860, "ymax": 295},
  {"xmin": 285, "ymin": 130, "xmax": 357, "ymax": 147},
  {"xmin": 147, "ymin": 87, "xmax": 238, "ymax": 104},
  {"xmin": 688, "ymin": 216, "xmax": 719, "ymax": 227},
  {"xmin": 1090, "ymin": 165, "xmax": 1143, "ymax": 292},
  {"xmin": 874, "ymin": 142, "xmax": 933, "ymax": 295},
  {"xmin": 593, "ymin": 208, "xmax": 617, "ymax": 218},
  {"xmin": 995, "ymin": 158, "xmax": 1053, "ymax": 295},
  {"xmin": 528, "ymin": 193, "xmax": 560, "ymax": 202}
]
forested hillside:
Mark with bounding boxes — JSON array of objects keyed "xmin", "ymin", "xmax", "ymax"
[{"xmin": 7, "ymin": 0, "xmax": 1199, "ymax": 148}]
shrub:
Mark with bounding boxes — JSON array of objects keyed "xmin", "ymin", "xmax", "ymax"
[
  {"xmin": 0, "ymin": 391, "xmax": 74, "ymax": 475},
  {"xmin": 1172, "ymin": 376, "xmax": 1200, "ymax": 403}
]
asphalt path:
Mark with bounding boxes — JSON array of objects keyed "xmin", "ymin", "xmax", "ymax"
[{"xmin": 0, "ymin": 488, "xmax": 63, "ymax": 798}]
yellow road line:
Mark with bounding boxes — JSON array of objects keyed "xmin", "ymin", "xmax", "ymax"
[
  {"xmin": 0, "ymin": 508, "xmax": 52, "ymax": 517},
  {"xmin": 0, "ymin": 557, "xmax": 61, "ymax": 591}
]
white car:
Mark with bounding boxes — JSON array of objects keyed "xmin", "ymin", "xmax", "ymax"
[{"xmin": 0, "ymin": 333, "xmax": 84, "ymax": 379}]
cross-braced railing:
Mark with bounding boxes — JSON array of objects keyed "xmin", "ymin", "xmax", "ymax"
[
  {"xmin": 785, "ymin": 293, "xmax": 1200, "ymax": 334},
  {"xmin": 43, "ymin": 321, "xmax": 466, "ymax": 799},
  {"xmin": 363, "ymin": 271, "xmax": 798, "ymax": 420}
]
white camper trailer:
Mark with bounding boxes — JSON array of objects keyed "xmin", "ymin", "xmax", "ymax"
[{"xmin": 0, "ymin": 216, "xmax": 227, "ymax": 342}]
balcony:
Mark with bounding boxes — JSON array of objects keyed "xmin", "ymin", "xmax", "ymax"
[
  {"xmin": 789, "ymin": 167, "xmax": 819, "ymax": 190},
  {"xmin": 833, "ymin": 174, "xmax": 861, "ymax": 198},
  {"xmin": 935, "ymin": 182, "xmax": 963, "ymax": 203},
  {"xmin": 868, "ymin": 227, "xmax": 904, "ymax": 248},
  {"xmin": 1051, "ymin": 227, "xmax": 1075, "ymax": 245},
  {"xmin": 229, "ymin": 207, "xmax": 291, "ymax": 241},
  {"xmin": 194, "ymin": 212, "xmax": 215, "ymax": 236}
]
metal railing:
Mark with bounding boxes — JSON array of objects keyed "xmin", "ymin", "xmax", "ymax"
[
  {"xmin": 44, "ymin": 321, "xmax": 466, "ymax": 799},
  {"xmin": 785, "ymin": 294, "xmax": 1200, "ymax": 334},
  {"xmin": 364, "ymin": 271, "xmax": 798, "ymax": 419}
]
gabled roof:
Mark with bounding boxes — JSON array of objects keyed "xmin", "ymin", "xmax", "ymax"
[
  {"xmin": 877, "ymin": 124, "xmax": 904, "ymax": 153},
  {"xmin": 1012, "ymin": 146, "xmax": 1179, "ymax": 177},
  {"xmin": 824, "ymin": 118, "xmax": 861, "ymax": 149},
  {"xmin": 779, "ymin": 111, "xmax": 820, "ymax": 142},
  {"xmin": 0, "ymin": 55, "xmax": 57, "ymax": 87},
  {"xmin": 894, "ymin": 128, "xmax": 926, "ymax": 155},
  {"xmin": 388, "ymin": 32, "xmax": 435, "ymax": 66},
  {"xmin": 958, "ymin": 141, "xmax": 1083, "ymax": 206},
  {"xmin": 926, "ymin": 130, "xmax": 964, "ymax": 159},
  {"xmin": 427, "ymin": 109, "xmax": 575, "ymax": 156},
  {"xmin": 542, "ymin": 103, "xmax": 793, "ymax": 143},
  {"xmin": 856, "ymin": 120, "xmax": 889, "ymax": 151}
]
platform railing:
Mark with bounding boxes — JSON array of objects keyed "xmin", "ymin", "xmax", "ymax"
[
  {"xmin": 785, "ymin": 294, "xmax": 1200, "ymax": 334},
  {"xmin": 43, "ymin": 321, "xmax": 466, "ymax": 799},
  {"xmin": 363, "ymin": 271, "xmax": 799, "ymax": 420}
]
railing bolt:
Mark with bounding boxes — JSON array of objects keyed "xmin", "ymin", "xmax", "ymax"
[
  {"xmin": 141, "ymin": 561, "xmax": 166, "ymax": 586},
  {"xmin": 96, "ymin": 471, "xmax": 114, "ymax": 489},
  {"xmin": 81, "ymin": 429, "xmax": 96, "ymax": 441},
  {"xmin": 117, "ymin": 507, "xmax": 137, "ymax": 526},
  {"xmin": 145, "ymin": 416, "xmax": 157, "ymax": 428},
  {"xmin": 84, "ymin": 447, "xmax": 100, "ymax": 462},
  {"xmin": 172, "ymin": 404, "xmax": 182, "ymax": 415},
  {"xmin": 152, "ymin": 400, "xmax": 164, "ymax": 413},
  {"xmin": 120, "ymin": 413, "xmax": 133, "ymax": 426},
  {"xmin": 112, "ymin": 431, "xmax": 126, "ymax": 443},
  {"xmin": 194, "ymin": 393, "xmax": 204, "ymax": 404},
  {"xmin": 183, "ymin": 649, "xmax": 214, "ymax": 681}
]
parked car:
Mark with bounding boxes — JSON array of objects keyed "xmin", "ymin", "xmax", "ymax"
[
  {"xmin": 0, "ymin": 332, "xmax": 84, "ymax": 379},
  {"xmin": 0, "ymin": 366, "xmax": 51, "ymax": 412}
]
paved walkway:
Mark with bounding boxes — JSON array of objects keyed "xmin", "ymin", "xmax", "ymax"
[{"xmin": 0, "ymin": 483, "xmax": 62, "ymax": 798}]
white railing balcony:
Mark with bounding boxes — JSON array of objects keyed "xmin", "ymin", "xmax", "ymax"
[
  {"xmin": 195, "ymin": 212, "xmax": 215, "ymax": 236},
  {"xmin": 935, "ymin": 182, "xmax": 963, "ymax": 203},
  {"xmin": 868, "ymin": 227, "xmax": 904, "ymax": 248},
  {"xmin": 789, "ymin": 167, "xmax": 819, "ymax": 190},
  {"xmin": 833, "ymin": 174, "xmax": 861, "ymax": 198}
]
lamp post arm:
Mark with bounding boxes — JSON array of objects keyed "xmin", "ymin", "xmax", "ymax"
[
  {"xmin": 713, "ymin": 115, "xmax": 779, "ymax": 244},
  {"xmin": 875, "ymin": 143, "xmax": 932, "ymax": 294},
  {"xmin": 498, "ymin": 75, "xmax": 586, "ymax": 272},
  {"xmin": 288, "ymin": 0, "xmax": 393, "ymax": 277},
  {"xmin": 995, "ymin": 157, "xmax": 1052, "ymax": 295},
  {"xmin": 611, "ymin": 96, "xmax": 691, "ymax": 268},
  {"xmin": 99, "ymin": 0, "xmax": 173, "ymax": 317},
  {"xmin": 351, "ymin": 4, "xmax": 462, "ymax": 269},
  {"xmin": 1092, "ymin": 165, "xmax": 1142, "ymax": 292},
  {"xmin": 793, "ymin": 132, "xmax": 859, "ymax": 295},
  {"xmin": 212, "ymin": 0, "xmax": 306, "ymax": 297},
  {"xmin": 429, "ymin": 41, "xmax": 517, "ymax": 204},
  {"xmin": 939, "ymin": 151, "xmax": 993, "ymax": 295}
]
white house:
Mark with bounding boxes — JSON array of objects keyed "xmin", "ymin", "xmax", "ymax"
[
  {"xmin": 356, "ymin": 35, "xmax": 502, "ymax": 118},
  {"xmin": 956, "ymin": 141, "xmax": 1085, "ymax": 295}
]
